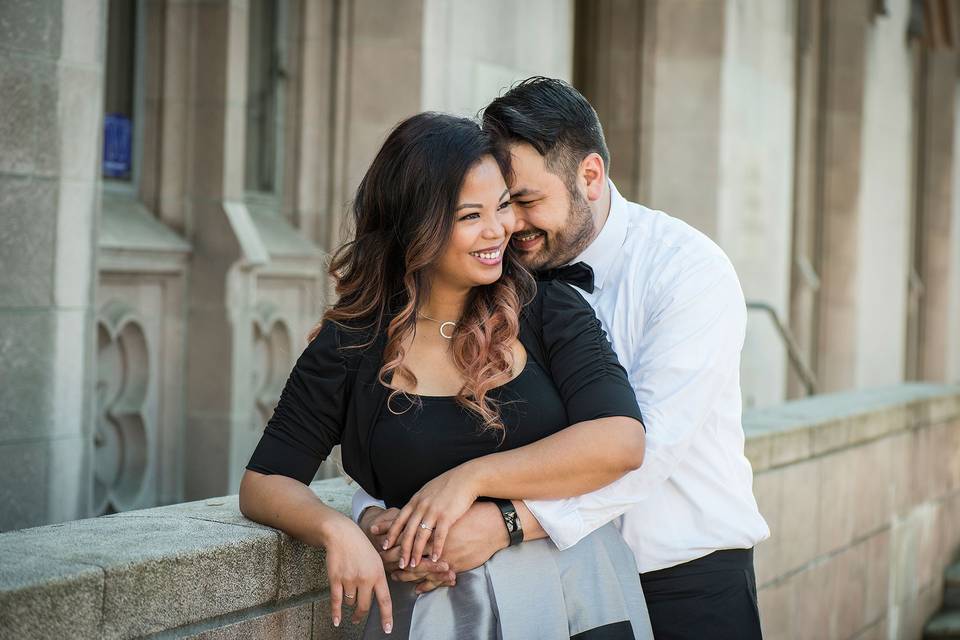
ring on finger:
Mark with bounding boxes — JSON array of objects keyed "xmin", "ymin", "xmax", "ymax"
[
  {"xmin": 344, "ymin": 592, "xmax": 356, "ymax": 600},
  {"xmin": 419, "ymin": 522, "xmax": 434, "ymax": 531}
]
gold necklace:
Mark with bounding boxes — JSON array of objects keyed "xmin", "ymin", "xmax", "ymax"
[{"xmin": 417, "ymin": 311, "xmax": 457, "ymax": 339}]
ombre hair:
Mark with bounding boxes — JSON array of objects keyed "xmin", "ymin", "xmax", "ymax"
[{"xmin": 309, "ymin": 112, "xmax": 536, "ymax": 432}]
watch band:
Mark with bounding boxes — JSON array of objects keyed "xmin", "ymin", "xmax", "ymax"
[{"xmin": 491, "ymin": 498, "xmax": 523, "ymax": 546}]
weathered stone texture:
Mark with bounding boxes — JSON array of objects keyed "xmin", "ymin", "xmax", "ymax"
[{"xmin": 0, "ymin": 553, "xmax": 102, "ymax": 640}]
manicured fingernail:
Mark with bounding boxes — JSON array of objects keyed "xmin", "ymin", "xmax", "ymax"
[
  {"xmin": 385, "ymin": 623, "xmax": 393, "ymax": 634},
  {"xmin": 398, "ymin": 557, "xmax": 405, "ymax": 569},
  {"xmin": 431, "ymin": 554, "xmax": 439, "ymax": 562},
  {"xmin": 333, "ymin": 617, "xmax": 340, "ymax": 627},
  {"xmin": 371, "ymin": 525, "xmax": 379, "ymax": 534},
  {"xmin": 410, "ymin": 558, "xmax": 417, "ymax": 568},
  {"xmin": 382, "ymin": 540, "xmax": 390, "ymax": 550}
]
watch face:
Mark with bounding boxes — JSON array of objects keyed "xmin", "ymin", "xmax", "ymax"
[{"xmin": 505, "ymin": 511, "xmax": 519, "ymax": 532}]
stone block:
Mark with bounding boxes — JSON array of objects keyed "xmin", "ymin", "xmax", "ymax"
[
  {"xmin": 0, "ymin": 308, "xmax": 92, "ymax": 444},
  {"xmin": 924, "ymin": 393, "xmax": 960, "ymax": 426},
  {"xmin": 792, "ymin": 560, "xmax": 834, "ymax": 640},
  {"xmin": 0, "ymin": 0, "xmax": 61, "ymax": 57},
  {"xmin": 758, "ymin": 579, "xmax": 793, "ymax": 640},
  {"xmin": 191, "ymin": 1, "xmax": 229, "ymax": 104},
  {"xmin": 31, "ymin": 61, "xmax": 59, "ymax": 178},
  {"xmin": 889, "ymin": 431, "xmax": 914, "ymax": 518},
  {"xmin": 752, "ymin": 470, "xmax": 781, "ymax": 586},
  {"xmin": 353, "ymin": 0, "xmax": 423, "ymax": 47},
  {"xmin": 829, "ymin": 542, "xmax": 867, "ymax": 639},
  {"xmin": 0, "ymin": 310, "xmax": 55, "ymax": 442},
  {"xmin": 0, "ymin": 551, "xmax": 102, "ymax": 640},
  {"xmin": 852, "ymin": 438, "xmax": 892, "ymax": 538},
  {"xmin": 313, "ymin": 598, "xmax": 365, "ymax": 640},
  {"xmin": 60, "ymin": 0, "xmax": 103, "ymax": 65},
  {"xmin": 183, "ymin": 414, "xmax": 233, "ymax": 501},
  {"xmin": 107, "ymin": 478, "xmax": 356, "ymax": 602},
  {"xmin": 863, "ymin": 530, "xmax": 890, "ymax": 627},
  {"xmin": 896, "ymin": 581, "xmax": 945, "ymax": 639},
  {"xmin": 0, "ymin": 515, "xmax": 279, "ymax": 639},
  {"xmin": 910, "ymin": 426, "xmax": 935, "ymax": 506},
  {"xmin": 928, "ymin": 422, "xmax": 958, "ymax": 500},
  {"xmin": 349, "ymin": 44, "xmax": 422, "ymax": 125},
  {"xmin": 45, "ymin": 435, "xmax": 90, "ymax": 525},
  {"xmin": 810, "ymin": 418, "xmax": 851, "ymax": 456},
  {"xmin": 189, "ymin": 106, "xmax": 229, "ymax": 198},
  {"xmin": 890, "ymin": 516, "xmax": 921, "ymax": 604},
  {"xmin": 917, "ymin": 509, "xmax": 943, "ymax": 590},
  {"xmin": 946, "ymin": 421, "xmax": 960, "ymax": 494},
  {"xmin": 0, "ymin": 175, "xmax": 57, "ymax": 306},
  {"xmin": 744, "ymin": 432, "xmax": 772, "ymax": 472},
  {"xmin": 776, "ymin": 460, "xmax": 819, "ymax": 575},
  {"xmin": 816, "ymin": 449, "xmax": 856, "ymax": 555},
  {"xmin": 848, "ymin": 406, "xmax": 906, "ymax": 445},
  {"xmin": 0, "ymin": 440, "xmax": 47, "ymax": 532},
  {"xmin": 768, "ymin": 427, "xmax": 812, "ymax": 468},
  {"xmin": 57, "ymin": 66, "xmax": 103, "ymax": 182},
  {"xmin": 187, "ymin": 602, "xmax": 314, "ymax": 640},
  {"xmin": 0, "ymin": 56, "xmax": 37, "ymax": 174},
  {"xmin": 53, "ymin": 179, "xmax": 96, "ymax": 308},
  {"xmin": 855, "ymin": 617, "xmax": 887, "ymax": 640}
]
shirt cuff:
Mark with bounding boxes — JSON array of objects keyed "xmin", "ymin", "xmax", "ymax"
[
  {"xmin": 351, "ymin": 489, "xmax": 387, "ymax": 523},
  {"xmin": 523, "ymin": 497, "xmax": 587, "ymax": 551}
]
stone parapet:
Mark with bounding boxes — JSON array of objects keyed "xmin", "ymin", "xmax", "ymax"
[{"xmin": 1, "ymin": 383, "xmax": 959, "ymax": 639}]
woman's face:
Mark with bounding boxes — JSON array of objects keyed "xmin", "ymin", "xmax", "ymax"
[{"xmin": 431, "ymin": 156, "xmax": 515, "ymax": 292}]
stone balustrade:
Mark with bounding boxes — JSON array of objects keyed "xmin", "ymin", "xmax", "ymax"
[{"xmin": 1, "ymin": 383, "xmax": 959, "ymax": 639}]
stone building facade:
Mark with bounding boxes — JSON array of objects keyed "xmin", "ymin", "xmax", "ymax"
[{"xmin": 1, "ymin": 0, "xmax": 960, "ymax": 531}]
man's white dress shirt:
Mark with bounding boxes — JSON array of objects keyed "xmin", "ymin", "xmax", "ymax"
[{"xmin": 352, "ymin": 182, "xmax": 770, "ymax": 573}]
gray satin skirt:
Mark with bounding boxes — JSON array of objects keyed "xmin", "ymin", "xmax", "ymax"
[{"xmin": 362, "ymin": 523, "xmax": 652, "ymax": 640}]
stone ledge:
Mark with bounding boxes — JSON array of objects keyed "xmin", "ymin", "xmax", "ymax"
[
  {"xmin": 0, "ymin": 479, "xmax": 355, "ymax": 640},
  {"xmin": 743, "ymin": 383, "xmax": 960, "ymax": 471},
  {"xmin": 3, "ymin": 386, "xmax": 960, "ymax": 639}
]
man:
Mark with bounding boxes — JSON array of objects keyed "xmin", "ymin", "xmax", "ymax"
[{"xmin": 353, "ymin": 77, "xmax": 770, "ymax": 638}]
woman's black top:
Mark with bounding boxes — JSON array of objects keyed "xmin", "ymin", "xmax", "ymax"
[
  {"xmin": 246, "ymin": 281, "xmax": 643, "ymax": 501},
  {"xmin": 372, "ymin": 357, "xmax": 569, "ymax": 508}
]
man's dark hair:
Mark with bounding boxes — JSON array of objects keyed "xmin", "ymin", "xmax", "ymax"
[{"xmin": 481, "ymin": 76, "xmax": 610, "ymax": 188}]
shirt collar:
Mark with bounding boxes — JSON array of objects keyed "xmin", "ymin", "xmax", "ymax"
[{"xmin": 571, "ymin": 180, "xmax": 629, "ymax": 291}]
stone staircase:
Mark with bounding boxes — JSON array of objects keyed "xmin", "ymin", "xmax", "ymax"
[{"xmin": 925, "ymin": 563, "xmax": 960, "ymax": 638}]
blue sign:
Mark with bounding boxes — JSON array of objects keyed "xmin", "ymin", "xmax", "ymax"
[{"xmin": 103, "ymin": 113, "xmax": 132, "ymax": 178}]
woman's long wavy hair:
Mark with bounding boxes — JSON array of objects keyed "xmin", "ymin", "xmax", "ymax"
[{"xmin": 309, "ymin": 112, "xmax": 536, "ymax": 432}]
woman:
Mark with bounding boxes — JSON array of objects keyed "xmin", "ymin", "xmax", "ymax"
[{"xmin": 239, "ymin": 113, "xmax": 651, "ymax": 639}]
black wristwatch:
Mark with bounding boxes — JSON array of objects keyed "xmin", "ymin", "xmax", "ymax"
[{"xmin": 491, "ymin": 498, "xmax": 523, "ymax": 546}]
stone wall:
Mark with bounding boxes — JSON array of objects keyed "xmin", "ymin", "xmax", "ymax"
[
  {"xmin": 1, "ymin": 386, "xmax": 959, "ymax": 639},
  {"xmin": 749, "ymin": 384, "xmax": 960, "ymax": 639}
]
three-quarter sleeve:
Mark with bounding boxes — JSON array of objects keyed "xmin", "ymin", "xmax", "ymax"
[
  {"xmin": 245, "ymin": 320, "xmax": 348, "ymax": 484},
  {"xmin": 538, "ymin": 281, "xmax": 643, "ymax": 427}
]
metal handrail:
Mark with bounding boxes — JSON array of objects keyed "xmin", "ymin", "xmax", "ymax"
[{"xmin": 745, "ymin": 301, "xmax": 818, "ymax": 396}]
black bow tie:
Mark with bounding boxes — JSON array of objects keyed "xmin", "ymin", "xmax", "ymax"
[{"xmin": 536, "ymin": 261, "xmax": 595, "ymax": 293}]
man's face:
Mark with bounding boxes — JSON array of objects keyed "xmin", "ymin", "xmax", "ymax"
[{"xmin": 507, "ymin": 143, "xmax": 594, "ymax": 271}]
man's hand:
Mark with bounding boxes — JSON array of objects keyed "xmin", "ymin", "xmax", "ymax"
[
  {"xmin": 390, "ymin": 502, "xmax": 510, "ymax": 595},
  {"xmin": 358, "ymin": 506, "xmax": 454, "ymax": 591},
  {"xmin": 437, "ymin": 501, "xmax": 510, "ymax": 574},
  {"xmin": 358, "ymin": 506, "xmax": 400, "ymax": 547}
]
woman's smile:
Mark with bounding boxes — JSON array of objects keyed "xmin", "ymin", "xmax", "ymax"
[{"xmin": 469, "ymin": 242, "xmax": 506, "ymax": 265}]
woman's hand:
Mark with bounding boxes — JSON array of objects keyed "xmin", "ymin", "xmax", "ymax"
[
  {"xmin": 382, "ymin": 465, "xmax": 480, "ymax": 570},
  {"xmin": 320, "ymin": 515, "xmax": 394, "ymax": 633}
]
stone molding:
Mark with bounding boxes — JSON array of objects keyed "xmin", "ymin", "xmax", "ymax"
[{"xmin": 97, "ymin": 193, "xmax": 192, "ymax": 513}]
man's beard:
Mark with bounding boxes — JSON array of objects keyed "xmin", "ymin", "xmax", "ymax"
[{"xmin": 529, "ymin": 188, "xmax": 595, "ymax": 271}]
